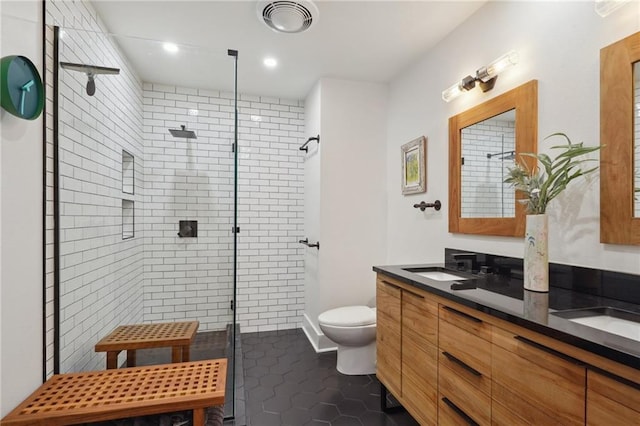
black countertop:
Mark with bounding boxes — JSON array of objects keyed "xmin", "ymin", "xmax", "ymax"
[{"xmin": 373, "ymin": 263, "xmax": 640, "ymax": 371}]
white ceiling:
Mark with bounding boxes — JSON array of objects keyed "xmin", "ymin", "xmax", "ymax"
[{"xmin": 90, "ymin": 1, "xmax": 486, "ymax": 100}]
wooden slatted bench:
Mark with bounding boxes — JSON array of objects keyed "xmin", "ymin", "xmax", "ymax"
[
  {"xmin": 95, "ymin": 321, "xmax": 199, "ymax": 369},
  {"xmin": 0, "ymin": 359, "xmax": 226, "ymax": 426}
]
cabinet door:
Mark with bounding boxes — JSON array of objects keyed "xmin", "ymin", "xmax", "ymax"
[
  {"xmin": 492, "ymin": 327, "xmax": 586, "ymax": 425},
  {"xmin": 402, "ymin": 289, "xmax": 438, "ymax": 425},
  {"xmin": 376, "ymin": 279, "xmax": 401, "ymax": 397},
  {"xmin": 587, "ymin": 370, "xmax": 640, "ymax": 425}
]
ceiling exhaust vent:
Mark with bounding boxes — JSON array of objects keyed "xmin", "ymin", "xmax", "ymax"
[{"xmin": 257, "ymin": 1, "xmax": 319, "ymax": 34}]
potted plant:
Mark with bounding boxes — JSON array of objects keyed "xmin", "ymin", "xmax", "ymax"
[{"xmin": 505, "ymin": 132, "xmax": 601, "ymax": 291}]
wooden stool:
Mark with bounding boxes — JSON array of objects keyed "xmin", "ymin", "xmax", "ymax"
[{"xmin": 95, "ymin": 321, "xmax": 199, "ymax": 369}]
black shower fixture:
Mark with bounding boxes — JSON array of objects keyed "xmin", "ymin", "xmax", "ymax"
[
  {"xmin": 169, "ymin": 125, "xmax": 197, "ymax": 139},
  {"xmin": 59, "ymin": 62, "xmax": 120, "ymax": 96}
]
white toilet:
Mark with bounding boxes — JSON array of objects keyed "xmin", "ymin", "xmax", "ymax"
[{"xmin": 318, "ymin": 305, "xmax": 377, "ymax": 375}]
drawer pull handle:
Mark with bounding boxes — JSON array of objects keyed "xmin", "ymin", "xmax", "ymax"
[
  {"xmin": 404, "ymin": 289, "xmax": 424, "ymax": 300},
  {"xmin": 380, "ymin": 280, "xmax": 400, "ymax": 289},
  {"xmin": 443, "ymin": 305, "xmax": 482, "ymax": 323},
  {"xmin": 442, "ymin": 351, "xmax": 482, "ymax": 377},
  {"xmin": 514, "ymin": 336, "xmax": 584, "ymax": 366},
  {"xmin": 442, "ymin": 397, "xmax": 479, "ymax": 426}
]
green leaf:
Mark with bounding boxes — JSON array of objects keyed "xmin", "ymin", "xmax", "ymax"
[{"xmin": 503, "ymin": 132, "xmax": 603, "ymax": 214}]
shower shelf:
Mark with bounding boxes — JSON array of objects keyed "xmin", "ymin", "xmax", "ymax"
[
  {"xmin": 121, "ymin": 150, "xmax": 135, "ymax": 239},
  {"xmin": 122, "ymin": 150, "xmax": 134, "ymax": 194}
]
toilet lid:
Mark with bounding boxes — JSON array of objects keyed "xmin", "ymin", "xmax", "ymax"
[{"xmin": 318, "ymin": 306, "xmax": 376, "ymax": 327}]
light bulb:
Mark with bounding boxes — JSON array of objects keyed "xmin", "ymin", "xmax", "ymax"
[
  {"xmin": 442, "ymin": 82, "xmax": 464, "ymax": 102},
  {"xmin": 481, "ymin": 51, "xmax": 519, "ymax": 81},
  {"xmin": 595, "ymin": 0, "xmax": 631, "ymax": 17}
]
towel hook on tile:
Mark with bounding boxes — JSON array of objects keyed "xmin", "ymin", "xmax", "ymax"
[
  {"xmin": 413, "ymin": 200, "xmax": 442, "ymax": 211},
  {"xmin": 299, "ymin": 135, "xmax": 320, "ymax": 152},
  {"xmin": 299, "ymin": 238, "xmax": 320, "ymax": 249}
]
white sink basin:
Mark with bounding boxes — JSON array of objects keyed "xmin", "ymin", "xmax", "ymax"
[
  {"xmin": 568, "ymin": 316, "xmax": 640, "ymax": 342},
  {"xmin": 414, "ymin": 271, "xmax": 468, "ymax": 281},
  {"xmin": 552, "ymin": 307, "xmax": 640, "ymax": 342}
]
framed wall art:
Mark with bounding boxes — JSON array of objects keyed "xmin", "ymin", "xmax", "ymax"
[{"xmin": 401, "ymin": 136, "xmax": 427, "ymax": 195}]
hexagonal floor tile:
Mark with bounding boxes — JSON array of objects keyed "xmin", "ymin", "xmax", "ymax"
[{"xmin": 310, "ymin": 402, "xmax": 340, "ymax": 422}]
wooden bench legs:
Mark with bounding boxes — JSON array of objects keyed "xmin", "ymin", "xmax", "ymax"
[
  {"xmin": 106, "ymin": 345, "xmax": 189, "ymax": 369},
  {"xmin": 193, "ymin": 408, "xmax": 205, "ymax": 426}
]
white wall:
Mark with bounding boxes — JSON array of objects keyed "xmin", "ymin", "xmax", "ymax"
[
  {"xmin": 302, "ymin": 82, "xmax": 323, "ymax": 348},
  {"xmin": 386, "ymin": 1, "xmax": 640, "ymax": 274},
  {"xmin": 0, "ymin": 1, "xmax": 43, "ymax": 416},
  {"xmin": 303, "ymin": 78, "xmax": 388, "ymax": 349}
]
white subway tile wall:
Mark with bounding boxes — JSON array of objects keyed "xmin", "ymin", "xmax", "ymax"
[
  {"xmin": 46, "ymin": 1, "xmax": 305, "ymax": 377},
  {"xmin": 45, "ymin": 24, "xmax": 56, "ymax": 379},
  {"xmin": 48, "ymin": 1, "xmax": 145, "ymax": 373},
  {"xmin": 461, "ymin": 119, "xmax": 516, "ymax": 218},
  {"xmin": 142, "ymin": 85, "xmax": 305, "ymax": 333}
]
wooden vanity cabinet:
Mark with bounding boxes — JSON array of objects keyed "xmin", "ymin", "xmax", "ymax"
[
  {"xmin": 491, "ymin": 327, "xmax": 586, "ymax": 425},
  {"xmin": 438, "ymin": 304, "xmax": 492, "ymax": 426},
  {"xmin": 402, "ymin": 288, "xmax": 438, "ymax": 425},
  {"xmin": 375, "ymin": 272, "xmax": 640, "ymax": 425},
  {"xmin": 375, "ymin": 276, "xmax": 438, "ymax": 425},
  {"xmin": 586, "ymin": 369, "xmax": 640, "ymax": 425},
  {"xmin": 376, "ymin": 278, "xmax": 402, "ymax": 397}
]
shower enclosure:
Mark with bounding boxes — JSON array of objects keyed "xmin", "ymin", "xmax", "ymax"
[{"xmin": 45, "ymin": 21, "xmax": 240, "ymax": 419}]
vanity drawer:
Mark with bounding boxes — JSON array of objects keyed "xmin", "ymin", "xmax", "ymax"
[
  {"xmin": 439, "ymin": 363, "xmax": 490, "ymax": 426},
  {"xmin": 491, "ymin": 327, "xmax": 586, "ymax": 425},
  {"xmin": 402, "ymin": 336, "xmax": 437, "ymax": 388},
  {"xmin": 376, "ymin": 310, "xmax": 401, "ymax": 396},
  {"xmin": 403, "ymin": 370, "xmax": 438, "ymax": 426},
  {"xmin": 439, "ymin": 316, "xmax": 491, "ymax": 385},
  {"xmin": 439, "ymin": 303, "xmax": 491, "ymax": 341},
  {"xmin": 587, "ymin": 370, "xmax": 640, "ymax": 425},
  {"xmin": 377, "ymin": 279, "xmax": 401, "ymax": 317},
  {"xmin": 403, "ymin": 288, "xmax": 438, "ymax": 347}
]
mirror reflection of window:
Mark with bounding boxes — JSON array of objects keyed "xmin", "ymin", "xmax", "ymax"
[
  {"xmin": 634, "ymin": 61, "xmax": 640, "ymax": 217},
  {"xmin": 460, "ymin": 110, "xmax": 516, "ymax": 218}
]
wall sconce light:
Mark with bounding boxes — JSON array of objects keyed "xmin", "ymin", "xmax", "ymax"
[
  {"xmin": 595, "ymin": 0, "xmax": 631, "ymax": 17},
  {"xmin": 442, "ymin": 50, "xmax": 519, "ymax": 102}
]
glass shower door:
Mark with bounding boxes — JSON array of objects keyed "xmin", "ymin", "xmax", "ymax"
[{"xmin": 48, "ymin": 19, "xmax": 239, "ymax": 420}]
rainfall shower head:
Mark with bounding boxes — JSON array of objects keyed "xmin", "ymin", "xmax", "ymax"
[
  {"xmin": 169, "ymin": 125, "xmax": 197, "ymax": 139},
  {"xmin": 59, "ymin": 62, "xmax": 120, "ymax": 96}
]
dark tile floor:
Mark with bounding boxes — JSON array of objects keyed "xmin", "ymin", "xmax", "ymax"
[
  {"xmin": 87, "ymin": 327, "xmax": 417, "ymax": 426},
  {"xmin": 241, "ymin": 328, "xmax": 418, "ymax": 426}
]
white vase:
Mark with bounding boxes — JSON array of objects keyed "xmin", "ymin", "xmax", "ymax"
[
  {"xmin": 524, "ymin": 214, "xmax": 549, "ymax": 292},
  {"xmin": 523, "ymin": 290, "xmax": 549, "ymax": 324}
]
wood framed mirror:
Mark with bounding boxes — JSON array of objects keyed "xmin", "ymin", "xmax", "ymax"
[
  {"xmin": 600, "ymin": 31, "xmax": 640, "ymax": 245},
  {"xmin": 449, "ymin": 80, "xmax": 538, "ymax": 237}
]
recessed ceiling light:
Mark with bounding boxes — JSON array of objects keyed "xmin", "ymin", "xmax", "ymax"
[
  {"xmin": 264, "ymin": 57, "xmax": 278, "ymax": 68},
  {"xmin": 163, "ymin": 42, "xmax": 179, "ymax": 54}
]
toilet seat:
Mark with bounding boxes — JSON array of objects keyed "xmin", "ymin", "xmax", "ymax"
[{"xmin": 318, "ymin": 305, "xmax": 376, "ymax": 327}]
